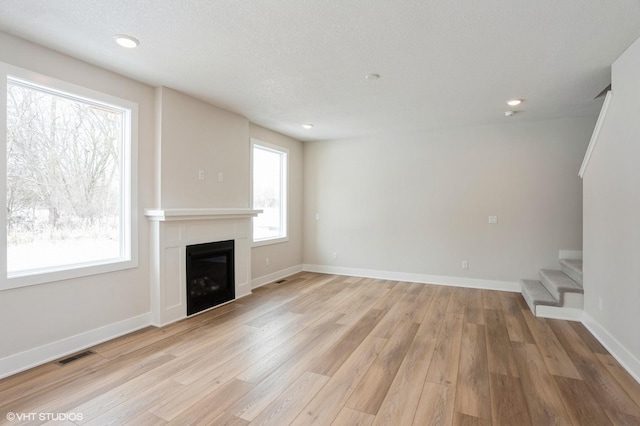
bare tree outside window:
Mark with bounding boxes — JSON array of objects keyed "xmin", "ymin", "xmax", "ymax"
[{"xmin": 6, "ymin": 78, "xmax": 125, "ymax": 274}]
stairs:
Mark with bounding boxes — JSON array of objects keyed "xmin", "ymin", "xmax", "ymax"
[{"xmin": 520, "ymin": 259, "xmax": 583, "ymax": 320}]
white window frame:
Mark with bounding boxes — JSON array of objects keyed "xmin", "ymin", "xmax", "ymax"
[
  {"xmin": 0, "ymin": 63, "xmax": 138, "ymax": 290},
  {"xmin": 251, "ymin": 139, "xmax": 288, "ymax": 247}
]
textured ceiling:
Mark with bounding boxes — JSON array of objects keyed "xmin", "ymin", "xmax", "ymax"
[{"xmin": 0, "ymin": 1, "xmax": 639, "ymax": 142}]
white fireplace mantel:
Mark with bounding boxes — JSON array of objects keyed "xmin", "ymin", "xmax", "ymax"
[
  {"xmin": 145, "ymin": 207, "xmax": 261, "ymax": 326},
  {"xmin": 145, "ymin": 208, "xmax": 262, "ymax": 221}
]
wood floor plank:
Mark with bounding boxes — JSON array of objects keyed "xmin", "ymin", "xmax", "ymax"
[
  {"xmin": 346, "ymin": 317, "xmax": 420, "ymax": 414},
  {"xmin": 81, "ymin": 378, "xmax": 182, "ymax": 425},
  {"xmin": 489, "ymin": 373, "xmax": 531, "ymax": 426},
  {"xmin": 521, "ymin": 310, "xmax": 582, "ymax": 379},
  {"xmin": 482, "ymin": 289, "xmax": 503, "ymax": 310},
  {"xmin": 372, "ymin": 334, "xmax": 436, "ymax": 425},
  {"xmin": 291, "ymin": 335, "xmax": 387, "ymax": 425},
  {"xmin": 499, "ymin": 292, "xmax": 535, "ymax": 343},
  {"xmin": 426, "ymin": 313, "xmax": 464, "ymax": 386},
  {"xmin": 418, "ymin": 285, "xmax": 452, "ymax": 341},
  {"xmin": 484, "ymin": 308, "xmax": 520, "ymax": 377},
  {"xmin": 554, "ymin": 375, "xmax": 613, "ymax": 425},
  {"xmin": 235, "ymin": 312, "xmax": 344, "ymax": 384},
  {"xmin": 248, "ymin": 371, "xmax": 329, "ymax": 425},
  {"xmin": 453, "ymin": 412, "xmax": 492, "ymax": 426},
  {"xmin": 412, "ymin": 382, "xmax": 455, "ymax": 426},
  {"xmin": 309, "ymin": 308, "xmax": 385, "ymax": 377},
  {"xmin": 604, "ymin": 410, "xmax": 640, "ymax": 425},
  {"xmin": 454, "ymin": 323, "xmax": 491, "ymax": 421},
  {"xmin": 512, "ymin": 342, "xmax": 572, "ymax": 425},
  {"xmin": 463, "ymin": 288, "xmax": 485, "ymax": 325},
  {"xmin": 332, "ymin": 407, "xmax": 375, "ymax": 426},
  {"xmin": 229, "ymin": 322, "xmax": 347, "ymax": 421},
  {"xmin": 569, "ymin": 321, "xmax": 609, "ymax": 354},
  {"xmin": 548, "ymin": 319, "xmax": 640, "ymax": 417},
  {"xmin": 447, "ymin": 286, "xmax": 467, "ymax": 319},
  {"xmin": 596, "ymin": 353, "xmax": 640, "ymax": 407},
  {"xmin": 164, "ymin": 379, "xmax": 254, "ymax": 425}
]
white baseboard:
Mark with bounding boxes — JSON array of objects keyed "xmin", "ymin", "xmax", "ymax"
[
  {"xmin": 536, "ymin": 305, "xmax": 583, "ymax": 321},
  {"xmin": 559, "ymin": 250, "xmax": 583, "ymax": 260},
  {"xmin": 251, "ymin": 264, "xmax": 304, "ymax": 289},
  {"xmin": 302, "ymin": 264, "xmax": 519, "ymax": 292},
  {"xmin": 0, "ymin": 312, "xmax": 152, "ymax": 380},
  {"xmin": 582, "ymin": 312, "xmax": 640, "ymax": 384}
]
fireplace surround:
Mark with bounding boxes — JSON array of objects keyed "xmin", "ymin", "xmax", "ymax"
[{"xmin": 145, "ymin": 208, "xmax": 261, "ymax": 326}]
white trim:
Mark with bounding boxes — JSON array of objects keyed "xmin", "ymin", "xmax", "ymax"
[
  {"xmin": 582, "ymin": 312, "xmax": 640, "ymax": 384},
  {"xmin": 579, "ymin": 91, "xmax": 612, "ymax": 179},
  {"xmin": 559, "ymin": 250, "xmax": 583, "ymax": 260},
  {"xmin": 535, "ymin": 305, "xmax": 583, "ymax": 322},
  {"xmin": 302, "ymin": 264, "xmax": 519, "ymax": 292},
  {"xmin": 144, "ymin": 208, "xmax": 261, "ymax": 221},
  {"xmin": 0, "ymin": 312, "xmax": 151, "ymax": 379},
  {"xmin": 251, "ymin": 264, "xmax": 304, "ymax": 289}
]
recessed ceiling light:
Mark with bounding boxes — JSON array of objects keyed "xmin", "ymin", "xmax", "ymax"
[
  {"xmin": 506, "ymin": 99, "xmax": 522, "ymax": 106},
  {"xmin": 302, "ymin": 123, "xmax": 314, "ymax": 129},
  {"xmin": 114, "ymin": 34, "xmax": 139, "ymax": 49},
  {"xmin": 504, "ymin": 111, "xmax": 516, "ymax": 117},
  {"xmin": 365, "ymin": 74, "xmax": 380, "ymax": 80}
]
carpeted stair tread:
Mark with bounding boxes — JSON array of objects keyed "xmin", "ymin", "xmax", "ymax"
[
  {"xmin": 520, "ymin": 279, "xmax": 560, "ymax": 314},
  {"xmin": 539, "ymin": 269, "xmax": 584, "ymax": 304},
  {"xmin": 559, "ymin": 259, "xmax": 583, "ymax": 286}
]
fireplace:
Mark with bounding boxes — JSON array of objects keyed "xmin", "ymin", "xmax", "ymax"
[{"xmin": 186, "ymin": 240, "xmax": 235, "ymax": 316}]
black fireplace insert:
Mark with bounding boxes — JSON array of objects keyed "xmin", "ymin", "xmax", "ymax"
[{"xmin": 185, "ymin": 240, "xmax": 235, "ymax": 316}]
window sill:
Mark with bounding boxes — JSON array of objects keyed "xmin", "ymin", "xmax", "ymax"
[
  {"xmin": 2, "ymin": 258, "xmax": 138, "ymax": 291},
  {"xmin": 252, "ymin": 236, "xmax": 289, "ymax": 248}
]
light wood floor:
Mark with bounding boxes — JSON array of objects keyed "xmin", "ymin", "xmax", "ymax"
[{"xmin": 2, "ymin": 273, "xmax": 640, "ymax": 425}]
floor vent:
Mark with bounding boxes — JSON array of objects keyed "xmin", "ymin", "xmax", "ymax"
[
  {"xmin": 56, "ymin": 350, "xmax": 95, "ymax": 366},
  {"xmin": 275, "ymin": 279, "xmax": 287, "ymax": 284}
]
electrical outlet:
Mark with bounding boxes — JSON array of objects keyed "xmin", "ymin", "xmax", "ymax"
[
  {"xmin": 198, "ymin": 170, "xmax": 205, "ymax": 180},
  {"xmin": 218, "ymin": 172, "xmax": 224, "ymax": 182},
  {"xmin": 332, "ymin": 252, "xmax": 337, "ymax": 259},
  {"xmin": 488, "ymin": 216, "xmax": 498, "ymax": 224},
  {"xmin": 462, "ymin": 260, "xmax": 468, "ymax": 269},
  {"xmin": 265, "ymin": 257, "xmax": 270, "ymax": 266}
]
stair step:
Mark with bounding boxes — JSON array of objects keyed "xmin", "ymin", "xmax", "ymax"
[
  {"xmin": 539, "ymin": 269, "xmax": 583, "ymax": 304},
  {"xmin": 559, "ymin": 259, "xmax": 583, "ymax": 286},
  {"xmin": 521, "ymin": 279, "xmax": 560, "ymax": 314}
]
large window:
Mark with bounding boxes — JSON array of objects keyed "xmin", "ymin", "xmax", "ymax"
[
  {"xmin": 3, "ymin": 66, "xmax": 137, "ymax": 289},
  {"xmin": 252, "ymin": 140, "xmax": 288, "ymax": 245}
]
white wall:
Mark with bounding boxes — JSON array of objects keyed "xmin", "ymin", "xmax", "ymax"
[
  {"xmin": 304, "ymin": 117, "xmax": 593, "ymax": 285},
  {"xmin": 582, "ymin": 37, "xmax": 640, "ymax": 378},
  {"xmin": 0, "ymin": 33, "xmax": 154, "ymax": 369},
  {"xmin": 250, "ymin": 124, "xmax": 304, "ymax": 285},
  {"xmin": 156, "ymin": 87, "xmax": 250, "ymax": 208}
]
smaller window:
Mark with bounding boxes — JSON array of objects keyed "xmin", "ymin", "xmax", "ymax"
[{"xmin": 252, "ymin": 140, "xmax": 288, "ymax": 245}]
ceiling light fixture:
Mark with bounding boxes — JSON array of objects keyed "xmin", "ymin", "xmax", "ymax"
[
  {"xmin": 114, "ymin": 34, "xmax": 139, "ymax": 49},
  {"xmin": 302, "ymin": 123, "xmax": 314, "ymax": 129},
  {"xmin": 365, "ymin": 74, "xmax": 380, "ymax": 80},
  {"xmin": 506, "ymin": 99, "xmax": 522, "ymax": 106}
]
